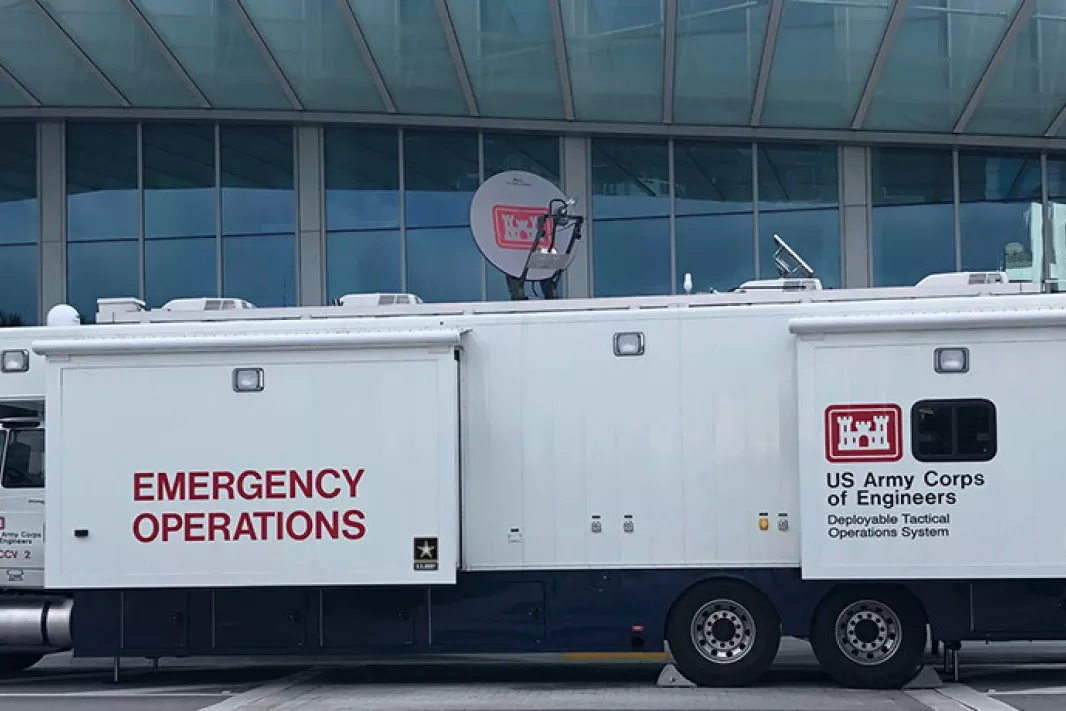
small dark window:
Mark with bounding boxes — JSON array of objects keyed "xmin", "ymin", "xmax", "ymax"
[
  {"xmin": 911, "ymin": 399, "xmax": 996, "ymax": 463},
  {"xmin": 1, "ymin": 428, "xmax": 45, "ymax": 489}
]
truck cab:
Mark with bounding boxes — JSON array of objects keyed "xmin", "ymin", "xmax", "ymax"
[{"xmin": 0, "ymin": 417, "xmax": 46, "ymax": 590}]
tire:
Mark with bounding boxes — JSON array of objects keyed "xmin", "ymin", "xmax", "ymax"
[
  {"xmin": 0, "ymin": 653, "xmax": 43, "ymax": 675},
  {"xmin": 809, "ymin": 585, "xmax": 927, "ymax": 689},
  {"xmin": 665, "ymin": 578, "xmax": 781, "ymax": 687}
]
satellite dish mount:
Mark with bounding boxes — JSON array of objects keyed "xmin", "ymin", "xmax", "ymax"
[
  {"xmin": 469, "ymin": 171, "xmax": 585, "ymax": 300},
  {"xmin": 771, "ymin": 234, "xmax": 815, "ymax": 279}
]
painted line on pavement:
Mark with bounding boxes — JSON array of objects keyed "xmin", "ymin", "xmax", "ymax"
[
  {"xmin": 199, "ymin": 667, "xmax": 322, "ymax": 710},
  {"xmin": 919, "ymin": 684, "xmax": 1023, "ymax": 711}
]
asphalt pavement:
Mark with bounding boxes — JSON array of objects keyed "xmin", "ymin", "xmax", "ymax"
[{"xmin": 0, "ymin": 638, "xmax": 1063, "ymax": 710}]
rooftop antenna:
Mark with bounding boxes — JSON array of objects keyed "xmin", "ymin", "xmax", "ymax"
[
  {"xmin": 468, "ymin": 170, "xmax": 585, "ymax": 300},
  {"xmin": 772, "ymin": 234, "xmax": 815, "ymax": 279}
]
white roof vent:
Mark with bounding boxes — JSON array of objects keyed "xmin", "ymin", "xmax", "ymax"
[
  {"xmin": 336, "ymin": 293, "xmax": 424, "ymax": 307},
  {"xmin": 735, "ymin": 278, "xmax": 823, "ymax": 293},
  {"xmin": 162, "ymin": 297, "xmax": 256, "ymax": 312},
  {"xmin": 915, "ymin": 271, "xmax": 1007, "ymax": 290}
]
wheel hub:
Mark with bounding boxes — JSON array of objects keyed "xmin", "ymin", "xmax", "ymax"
[
  {"xmin": 834, "ymin": 599, "xmax": 901, "ymax": 666},
  {"xmin": 690, "ymin": 599, "xmax": 755, "ymax": 664}
]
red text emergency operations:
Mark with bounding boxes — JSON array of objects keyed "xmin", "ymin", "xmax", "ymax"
[{"xmin": 131, "ymin": 468, "xmax": 367, "ymax": 543}]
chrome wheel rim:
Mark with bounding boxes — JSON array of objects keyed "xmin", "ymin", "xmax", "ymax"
[
  {"xmin": 689, "ymin": 598, "xmax": 756, "ymax": 664},
  {"xmin": 834, "ymin": 599, "xmax": 902, "ymax": 666}
]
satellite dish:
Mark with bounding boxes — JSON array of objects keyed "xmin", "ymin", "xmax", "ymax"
[
  {"xmin": 771, "ymin": 234, "xmax": 815, "ymax": 279},
  {"xmin": 469, "ymin": 170, "xmax": 585, "ymax": 300}
]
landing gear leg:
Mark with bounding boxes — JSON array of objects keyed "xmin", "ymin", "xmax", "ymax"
[{"xmin": 940, "ymin": 641, "xmax": 960, "ymax": 682}]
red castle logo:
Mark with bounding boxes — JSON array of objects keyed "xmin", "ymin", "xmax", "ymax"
[
  {"xmin": 491, "ymin": 205, "xmax": 553, "ymax": 250},
  {"xmin": 824, "ymin": 403, "xmax": 903, "ymax": 463}
]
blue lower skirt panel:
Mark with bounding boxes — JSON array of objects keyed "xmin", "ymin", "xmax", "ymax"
[{"xmin": 65, "ymin": 568, "xmax": 1066, "ymax": 658}]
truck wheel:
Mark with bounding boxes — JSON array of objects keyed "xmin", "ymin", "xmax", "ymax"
[
  {"xmin": 0, "ymin": 653, "xmax": 43, "ymax": 675},
  {"xmin": 665, "ymin": 579, "xmax": 781, "ymax": 687},
  {"xmin": 809, "ymin": 585, "xmax": 926, "ymax": 689}
]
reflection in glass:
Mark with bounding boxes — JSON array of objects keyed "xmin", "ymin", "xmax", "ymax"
[
  {"xmin": 958, "ymin": 151, "xmax": 1041, "ymax": 279},
  {"xmin": 67, "ymin": 240, "xmax": 140, "ymax": 324},
  {"xmin": 864, "ymin": 0, "xmax": 1021, "ymax": 132},
  {"xmin": 446, "ymin": 0, "xmax": 564, "ymax": 119},
  {"xmin": 0, "ymin": 121, "xmax": 37, "ymax": 324},
  {"xmin": 673, "ymin": 0, "xmax": 768, "ymax": 125},
  {"xmin": 762, "ymin": 0, "xmax": 891, "ymax": 129},
  {"xmin": 220, "ymin": 125, "xmax": 296, "ymax": 307},
  {"xmin": 347, "ymin": 0, "xmax": 468, "ymax": 115},
  {"xmin": 145, "ymin": 237, "xmax": 217, "ymax": 307},
  {"xmin": 66, "ymin": 122, "xmax": 139, "ymax": 322},
  {"xmin": 134, "ymin": 0, "xmax": 292, "ymax": 109},
  {"xmin": 560, "ymin": 0, "xmax": 664, "ymax": 123},
  {"xmin": 871, "ymin": 147, "xmax": 955, "ymax": 287},
  {"xmin": 1043, "ymin": 156, "xmax": 1066, "ymax": 289},
  {"xmin": 0, "ymin": 245, "xmax": 36, "ymax": 327},
  {"xmin": 966, "ymin": 1, "xmax": 1066, "ymax": 137},
  {"xmin": 483, "ymin": 133, "xmax": 562, "ymax": 300},
  {"xmin": 591, "ymin": 138, "xmax": 670, "ymax": 297},
  {"xmin": 240, "ymin": 0, "xmax": 385, "ymax": 112},
  {"xmin": 222, "ymin": 233, "xmax": 296, "ymax": 308},
  {"xmin": 403, "ymin": 130, "xmax": 481, "ymax": 302},
  {"xmin": 757, "ymin": 144, "xmax": 840, "ymax": 287},
  {"xmin": 143, "ymin": 123, "xmax": 216, "ymax": 240},
  {"xmin": 674, "ymin": 141, "xmax": 755, "ymax": 292},
  {"xmin": 38, "ymin": 0, "xmax": 202, "ymax": 108},
  {"xmin": 325, "ymin": 126, "xmax": 402, "ymax": 300}
]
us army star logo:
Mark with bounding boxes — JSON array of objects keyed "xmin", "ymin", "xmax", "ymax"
[{"xmin": 413, "ymin": 537, "xmax": 439, "ymax": 571}]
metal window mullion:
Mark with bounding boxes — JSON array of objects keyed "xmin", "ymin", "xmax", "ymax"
[
  {"xmin": 291, "ymin": 124, "xmax": 301, "ymax": 306},
  {"xmin": 319, "ymin": 126, "xmax": 328, "ymax": 305},
  {"xmin": 837, "ymin": 146, "xmax": 845, "ymax": 286},
  {"xmin": 478, "ymin": 130, "xmax": 486, "ymax": 300},
  {"xmin": 866, "ymin": 145, "xmax": 873, "ymax": 286},
  {"xmin": 1041, "ymin": 151, "xmax": 1052, "ymax": 290},
  {"xmin": 215, "ymin": 122, "xmax": 223, "ymax": 298},
  {"xmin": 668, "ymin": 137, "xmax": 676, "ymax": 293},
  {"xmin": 398, "ymin": 127, "xmax": 407, "ymax": 293},
  {"xmin": 952, "ymin": 146, "xmax": 961, "ymax": 271},
  {"xmin": 137, "ymin": 121, "xmax": 145, "ymax": 302},
  {"xmin": 751, "ymin": 141, "xmax": 760, "ymax": 279}
]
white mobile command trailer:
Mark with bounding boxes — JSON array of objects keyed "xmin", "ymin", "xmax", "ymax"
[{"xmin": 1, "ymin": 174, "xmax": 1065, "ymax": 690}]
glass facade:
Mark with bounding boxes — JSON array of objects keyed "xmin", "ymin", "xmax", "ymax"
[{"xmin": 7, "ymin": 119, "xmax": 1066, "ymax": 326}]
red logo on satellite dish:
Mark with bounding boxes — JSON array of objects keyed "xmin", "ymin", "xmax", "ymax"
[
  {"xmin": 491, "ymin": 205, "xmax": 553, "ymax": 250},
  {"xmin": 824, "ymin": 404, "xmax": 903, "ymax": 463},
  {"xmin": 0, "ymin": 516, "xmax": 5, "ymax": 531}
]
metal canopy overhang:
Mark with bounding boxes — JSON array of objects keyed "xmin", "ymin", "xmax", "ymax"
[{"xmin": 0, "ymin": 0, "xmax": 1060, "ymax": 147}]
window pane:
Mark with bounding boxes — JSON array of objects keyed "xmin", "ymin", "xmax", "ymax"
[
  {"xmin": 762, "ymin": 0, "xmax": 892, "ymax": 129},
  {"xmin": 146, "ymin": 236, "xmax": 217, "ymax": 308},
  {"xmin": 1046, "ymin": 156, "xmax": 1066, "ymax": 289},
  {"xmin": 756, "ymin": 144, "xmax": 840, "ymax": 286},
  {"xmin": 958, "ymin": 151, "xmax": 1041, "ymax": 280},
  {"xmin": 957, "ymin": 403, "xmax": 996, "ymax": 459},
  {"xmin": 0, "ymin": 245, "xmax": 36, "ymax": 326},
  {"xmin": 446, "ymin": 0, "xmax": 564, "ymax": 119},
  {"xmin": 143, "ymin": 123, "xmax": 216, "ymax": 239},
  {"xmin": 560, "ymin": 0, "xmax": 664, "ymax": 122},
  {"xmin": 674, "ymin": 0, "xmax": 769, "ymax": 125},
  {"xmin": 403, "ymin": 129, "xmax": 479, "ymax": 229},
  {"xmin": 134, "ymin": 0, "xmax": 293, "ymax": 109},
  {"xmin": 591, "ymin": 138, "xmax": 670, "ymax": 296},
  {"xmin": 67, "ymin": 240, "xmax": 140, "ymax": 323},
  {"xmin": 0, "ymin": 121, "xmax": 37, "ymax": 246},
  {"xmin": 1, "ymin": 428, "xmax": 44, "ymax": 489},
  {"xmin": 66, "ymin": 122, "xmax": 138, "ymax": 242},
  {"xmin": 483, "ymin": 133, "xmax": 562, "ymax": 301},
  {"xmin": 240, "ymin": 0, "xmax": 386, "ymax": 112},
  {"xmin": 674, "ymin": 141, "xmax": 754, "ymax": 292},
  {"xmin": 913, "ymin": 403, "xmax": 954, "ymax": 458},
  {"xmin": 347, "ymin": 0, "xmax": 469, "ymax": 115},
  {"xmin": 864, "ymin": 0, "xmax": 1021, "ymax": 132},
  {"xmin": 403, "ymin": 130, "xmax": 481, "ymax": 302},
  {"xmin": 220, "ymin": 124, "xmax": 295, "ymax": 236},
  {"xmin": 324, "ymin": 126, "xmax": 400, "ymax": 232},
  {"xmin": 871, "ymin": 147, "xmax": 955, "ymax": 287},
  {"xmin": 326, "ymin": 230, "xmax": 402, "ymax": 301},
  {"xmin": 222, "ymin": 233, "xmax": 296, "ymax": 308},
  {"xmin": 405, "ymin": 227, "xmax": 483, "ymax": 303},
  {"xmin": 38, "ymin": 0, "xmax": 203, "ymax": 108}
]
